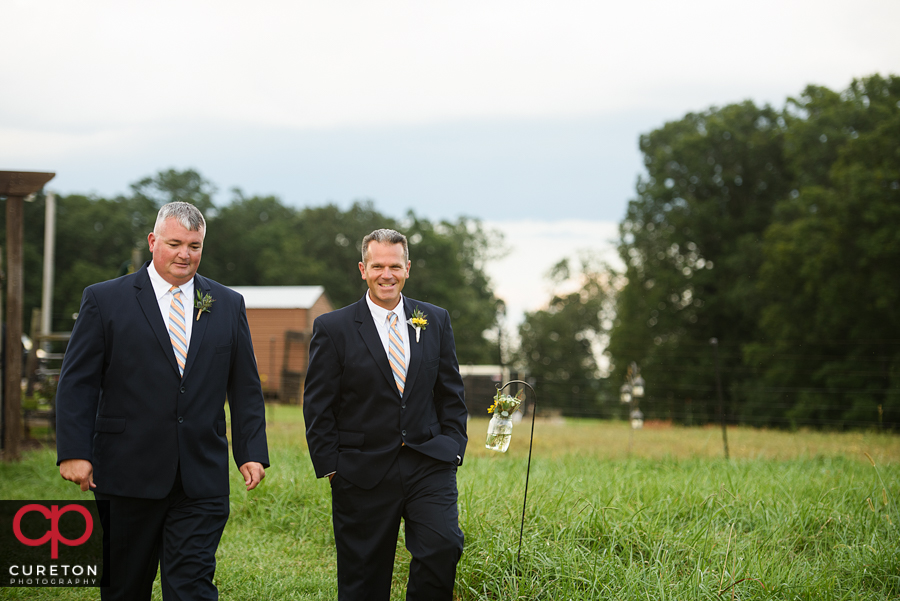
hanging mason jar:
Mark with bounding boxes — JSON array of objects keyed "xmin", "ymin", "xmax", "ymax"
[{"xmin": 485, "ymin": 410, "xmax": 513, "ymax": 452}]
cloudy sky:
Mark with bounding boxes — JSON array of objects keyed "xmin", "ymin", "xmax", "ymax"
[{"xmin": 2, "ymin": 0, "xmax": 898, "ymax": 325}]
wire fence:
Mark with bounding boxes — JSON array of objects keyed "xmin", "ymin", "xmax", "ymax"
[{"xmin": 521, "ymin": 337, "xmax": 900, "ymax": 430}]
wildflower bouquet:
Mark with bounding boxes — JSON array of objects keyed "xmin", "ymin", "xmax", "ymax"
[
  {"xmin": 487, "ymin": 388, "xmax": 524, "ymax": 417},
  {"xmin": 485, "ymin": 388, "xmax": 525, "ymax": 452}
]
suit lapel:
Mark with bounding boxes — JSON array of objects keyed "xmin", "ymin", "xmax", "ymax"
[
  {"xmin": 401, "ymin": 299, "xmax": 422, "ymax": 400},
  {"xmin": 355, "ymin": 298, "xmax": 398, "ymax": 395},
  {"xmin": 182, "ymin": 275, "xmax": 210, "ymax": 380},
  {"xmin": 134, "ymin": 266, "xmax": 181, "ymax": 376}
]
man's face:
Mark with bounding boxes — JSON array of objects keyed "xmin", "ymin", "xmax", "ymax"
[
  {"xmin": 359, "ymin": 241, "xmax": 410, "ymax": 310},
  {"xmin": 148, "ymin": 217, "xmax": 204, "ymax": 286}
]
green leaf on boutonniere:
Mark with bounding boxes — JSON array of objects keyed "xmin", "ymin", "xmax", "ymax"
[{"xmin": 194, "ymin": 290, "xmax": 215, "ymax": 321}]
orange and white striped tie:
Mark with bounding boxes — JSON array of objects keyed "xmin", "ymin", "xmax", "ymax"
[
  {"xmin": 168, "ymin": 286, "xmax": 187, "ymax": 376},
  {"xmin": 388, "ymin": 312, "xmax": 406, "ymax": 394}
]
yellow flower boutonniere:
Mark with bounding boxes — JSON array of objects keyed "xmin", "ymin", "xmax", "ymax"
[
  {"xmin": 194, "ymin": 291, "xmax": 216, "ymax": 321},
  {"xmin": 407, "ymin": 307, "xmax": 428, "ymax": 342}
]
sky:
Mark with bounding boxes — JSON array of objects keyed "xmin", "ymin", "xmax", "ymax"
[{"xmin": 2, "ymin": 0, "xmax": 898, "ymax": 328}]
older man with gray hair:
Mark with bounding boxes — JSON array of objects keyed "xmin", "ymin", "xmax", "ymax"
[{"xmin": 57, "ymin": 201, "xmax": 269, "ymax": 600}]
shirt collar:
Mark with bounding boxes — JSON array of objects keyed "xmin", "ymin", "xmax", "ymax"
[
  {"xmin": 365, "ymin": 291, "xmax": 405, "ymax": 324},
  {"xmin": 147, "ymin": 262, "xmax": 195, "ymax": 301}
]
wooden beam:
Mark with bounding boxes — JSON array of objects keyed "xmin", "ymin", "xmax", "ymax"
[
  {"xmin": 0, "ymin": 171, "xmax": 55, "ymax": 197},
  {"xmin": 1, "ymin": 171, "xmax": 54, "ymax": 461},
  {"xmin": 4, "ymin": 195, "xmax": 24, "ymax": 460}
]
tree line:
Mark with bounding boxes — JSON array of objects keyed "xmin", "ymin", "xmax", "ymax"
[
  {"xmin": 3, "ymin": 73, "xmax": 897, "ymax": 428},
  {"xmin": 517, "ymin": 73, "xmax": 899, "ymax": 429},
  {"xmin": 0, "ymin": 171, "xmax": 504, "ymax": 365}
]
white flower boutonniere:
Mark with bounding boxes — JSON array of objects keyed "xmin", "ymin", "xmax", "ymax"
[
  {"xmin": 407, "ymin": 307, "xmax": 428, "ymax": 343},
  {"xmin": 194, "ymin": 291, "xmax": 216, "ymax": 321}
]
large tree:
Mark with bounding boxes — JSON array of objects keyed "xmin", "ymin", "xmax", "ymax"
[
  {"xmin": 608, "ymin": 73, "xmax": 900, "ymax": 429},
  {"xmin": 607, "ymin": 100, "xmax": 792, "ymax": 424},
  {"xmin": 746, "ymin": 74, "xmax": 900, "ymax": 428}
]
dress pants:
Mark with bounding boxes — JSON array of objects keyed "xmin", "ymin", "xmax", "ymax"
[
  {"xmin": 331, "ymin": 446, "xmax": 464, "ymax": 601},
  {"xmin": 94, "ymin": 468, "xmax": 230, "ymax": 601}
]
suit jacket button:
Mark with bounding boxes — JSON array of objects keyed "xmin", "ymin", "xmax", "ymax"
[
  {"xmin": 178, "ymin": 417, "xmax": 184, "ymax": 424},
  {"xmin": 401, "ymin": 404, "xmax": 406, "ymax": 409},
  {"xmin": 180, "ymin": 386, "xmax": 186, "ymax": 393},
  {"xmin": 401, "ymin": 430, "xmax": 407, "ymax": 436}
]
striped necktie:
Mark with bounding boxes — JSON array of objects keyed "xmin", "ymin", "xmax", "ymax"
[
  {"xmin": 168, "ymin": 286, "xmax": 187, "ymax": 376},
  {"xmin": 387, "ymin": 312, "xmax": 406, "ymax": 394}
]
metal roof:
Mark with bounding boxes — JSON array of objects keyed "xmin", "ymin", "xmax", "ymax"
[{"xmin": 227, "ymin": 286, "xmax": 326, "ymax": 309}]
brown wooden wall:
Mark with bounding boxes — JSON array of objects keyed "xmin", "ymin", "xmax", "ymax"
[
  {"xmin": 246, "ymin": 308, "xmax": 309, "ymax": 396},
  {"xmin": 244, "ymin": 294, "xmax": 333, "ymax": 402}
]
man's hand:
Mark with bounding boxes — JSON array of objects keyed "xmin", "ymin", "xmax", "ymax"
[
  {"xmin": 59, "ymin": 459, "xmax": 96, "ymax": 492},
  {"xmin": 239, "ymin": 462, "xmax": 266, "ymax": 491}
]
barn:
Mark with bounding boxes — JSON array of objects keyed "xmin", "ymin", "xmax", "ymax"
[{"xmin": 228, "ymin": 286, "xmax": 333, "ymax": 404}]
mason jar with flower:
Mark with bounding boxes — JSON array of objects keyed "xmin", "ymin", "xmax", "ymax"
[{"xmin": 485, "ymin": 389, "xmax": 524, "ymax": 452}]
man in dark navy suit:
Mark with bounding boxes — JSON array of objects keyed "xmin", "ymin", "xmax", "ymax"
[
  {"xmin": 56, "ymin": 201, "xmax": 269, "ymax": 600},
  {"xmin": 304, "ymin": 228, "xmax": 468, "ymax": 601}
]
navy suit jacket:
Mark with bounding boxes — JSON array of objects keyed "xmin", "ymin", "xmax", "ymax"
[
  {"xmin": 56, "ymin": 263, "xmax": 269, "ymax": 499},
  {"xmin": 303, "ymin": 295, "xmax": 468, "ymax": 490}
]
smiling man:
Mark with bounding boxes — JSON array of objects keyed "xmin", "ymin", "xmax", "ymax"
[
  {"xmin": 56, "ymin": 201, "xmax": 269, "ymax": 600},
  {"xmin": 303, "ymin": 228, "xmax": 468, "ymax": 601}
]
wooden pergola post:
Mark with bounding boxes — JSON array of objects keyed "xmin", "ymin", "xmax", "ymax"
[{"xmin": 1, "ymin": 171, "xmax": 55, "ymax": 461}]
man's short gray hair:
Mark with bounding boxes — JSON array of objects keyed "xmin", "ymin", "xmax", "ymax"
[
  {"xmin": 361, "ymin": 229, "xmax": 408, "ymax": 264},
  {"xmin": 154, "ymin": 202, "xmax": 206, "ymax": 239}
]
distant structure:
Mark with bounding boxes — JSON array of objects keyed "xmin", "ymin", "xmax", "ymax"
[
  {"xmin": 229, "ymin": 286, "xmax": 332, "ymax": 404},
  {"xmin": 459, "ymin": 365, "xmax": 532, "ymax": 417}
]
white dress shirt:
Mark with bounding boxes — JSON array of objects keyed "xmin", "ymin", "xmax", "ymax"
[
  {"xmin": 147, "ymin": 262, "xmax": 195, "ymax": 357},
  {"xmin": 365, "ymin": 291, "xmax": 410, "ymax": 373}
]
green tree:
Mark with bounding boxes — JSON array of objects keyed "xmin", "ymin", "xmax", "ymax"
[
  {"xmin": 747, "ymin": 74, "xmax": 900, "ymax": 428},
  {"xmin": 130, "ymin": 168, "xmax": 217, "ymax": 214},
  {"xmin": 517, "ymin": 258, "xmax": 614, "ymax": 415},
  {"xmin": 201, "ymin": 190, "xmax": 305, "ymax": 287},
  {"xmin": 282, "ymin": 200, "xmax": 399, "ymax": 306},
  {"xmin": 402, "ymin": 214, "xmax": 504, "ymax": 365},
  {"xmin": 607, "ymin": 100, "xmax": 791, "ymax": 424},
  {"xmin": 4, "ymin": 167, "xmax": 506, "ymax": 367},
  {"xmin": 208, "ymin": 197, "xmax": 506, "ymax": 364},
  {"xmin": 53, "ymin": 193, "xmax": 155, "ymax": 328}
]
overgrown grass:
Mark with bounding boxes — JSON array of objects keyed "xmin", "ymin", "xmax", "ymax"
[{"xmin": 2, "ymin": 406, "xmax": 898, "ymax": 599}]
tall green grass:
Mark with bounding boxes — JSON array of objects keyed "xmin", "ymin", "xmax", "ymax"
[{"xmin": 2, "ymin": 407, "xmax": 897, "ymax": 600}]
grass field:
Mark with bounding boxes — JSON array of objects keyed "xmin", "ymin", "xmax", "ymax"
[{"xmin": 2, "ymin": 405, "xmax": 898, "ymax": 600}]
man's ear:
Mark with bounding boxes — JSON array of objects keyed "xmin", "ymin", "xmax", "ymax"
[{"xmin": 358, "ymin": 262, "xmax": 366, "ymax": 279}]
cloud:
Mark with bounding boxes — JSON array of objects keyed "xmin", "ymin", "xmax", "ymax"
[
  {"xmin": 483, "ymin": 219, "xmax": 621, "ymax": 330},
  {"xmin": 4, "ymin": 0, "xmax": 897, "ymax": 132}
]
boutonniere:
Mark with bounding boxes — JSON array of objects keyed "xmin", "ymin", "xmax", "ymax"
[
  {"xmin": 194, "ymin": 290, "xmax": 216, "ymax": 321},
  {"xmin": 407, "ymin": 307, "xmax": 428, "ymax": 343}
]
